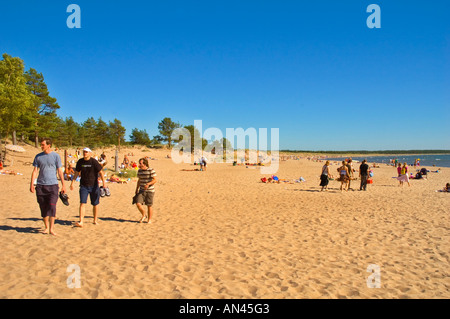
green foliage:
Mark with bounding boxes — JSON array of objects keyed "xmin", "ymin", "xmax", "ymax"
[
  {"xmin": 130, "ymin": 128, "xmax": 152, "ymax": 146},
  {"xmin": 119, "ymin": 168, "xmax": 137, "ymax": 179},
  {"xmin": 108, "ymin": 118, "xmax": 126, "ymax": 147},
  {"xmin": 23, "ymin": 67, "xmax": 60, "ymax": 146},
  {"xmin": 178, "ymin": 125, "xmax": 208, "ymax": 153},
  {"xmin": 156, "ymin": 117, "xmax": 181, "ymax": 148},
  {"xmin": 0, "ymin": 54, "xmax": 34, "ymax": 138}
]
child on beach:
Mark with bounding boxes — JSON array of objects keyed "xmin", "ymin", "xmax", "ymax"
[{"xmin": 397, "ymin": 163, "xmax": 411, "ymax": 187}]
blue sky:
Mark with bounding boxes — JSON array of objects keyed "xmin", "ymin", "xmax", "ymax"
[{"xmin": 1, "ymin": 0, "xmax": 449, "ymax": 150}]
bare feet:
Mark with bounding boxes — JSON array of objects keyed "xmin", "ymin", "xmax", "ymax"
[
  {"xmin": 74, "ymin": 222, "xmax": 83, "ymax": 228},
  {"xmin": 42, "ymin": 228, "xmax": 57, "ymax": 236},
  {"xmin": 139, "ymin": 215, "xmax": 146, "ymax": 223}
]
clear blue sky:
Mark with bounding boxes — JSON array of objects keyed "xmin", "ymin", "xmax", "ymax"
[{"xmin": 1, "ymin": 0, "xmax": 449, "ymax": 150}]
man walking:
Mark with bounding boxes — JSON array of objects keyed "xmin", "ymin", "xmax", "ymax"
[
  {"xmin": 30, "ymin": 138, "xmax": 66, "ymax": 235},
  {"xmin": 134, "ymin": 158, "xmax": 157, "ymax": 223},
  {"xmin": 359, "ymin": 159, "xmax": 370, "ymax": 191},
  {"xmin": 70, "ymin": 147, "xmax": 106, "ymax": 227}
]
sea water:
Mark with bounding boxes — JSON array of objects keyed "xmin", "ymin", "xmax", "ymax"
[{"xmin": 325, "ymin": 154, "xmax": 450, "ymax": 168}]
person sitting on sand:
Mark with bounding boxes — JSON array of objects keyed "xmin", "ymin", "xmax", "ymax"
[
  {"xmin": 1, "ymin": 169, "xmax": 18, "ymax": 175},
  {"xmin": 109, "ymin": 174, "xmax": 120, "ymax": 182},
  {"xmin": 419, "ymin": 167, "xmax": 428, "ymax": 179},
  {"xmin": 64, "ymin": 164, "xmax": 75, "ymax": 181},
  {"xmin": 98, "ymin": 153, "xmax": 108, "ymax": 168},
  {"xmin": 444, "ymin": 183, "xmax": 450, "ymax": 192},
  {"xmin": 337, "ymin": 161, "xmax": 350, "ymax": 191},
  {"xmin": 200, "ymin": 156, "xmax": 207, "ymax": 171},
  {"xmin": 122, "ymin": 155, "xmax": 130, "ymax": 169}
]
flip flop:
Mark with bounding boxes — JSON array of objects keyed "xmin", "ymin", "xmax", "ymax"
[
  {"xmin": 59, "ymin": 192, "xmax": 69, "ymax": 206},
  {"xmin": 74, "ymin": 222, "xmax": 83, "ymax": 228}
]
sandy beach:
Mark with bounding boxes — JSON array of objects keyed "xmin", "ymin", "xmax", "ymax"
[{"xmin": 0, "ymin": 144, "xmax": 449, "ymax": 299}]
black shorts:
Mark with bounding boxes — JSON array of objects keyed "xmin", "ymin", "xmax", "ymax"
[
  {"xmin": 36, "ymin": 184, "xmax": 59, "ymax": 218},
  {"xmin": 136, "ymin": 191, "xmax": 154, "ymax": 206}
]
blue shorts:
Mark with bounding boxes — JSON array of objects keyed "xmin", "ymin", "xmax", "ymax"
[{"xmin": 79, "ymin": 185, "xmax": 100, "ymax": 206}]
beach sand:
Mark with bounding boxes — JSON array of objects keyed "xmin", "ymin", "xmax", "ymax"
[{"xmin": 0, "ymin": 144, "xmax": 449, "ymax": 299}]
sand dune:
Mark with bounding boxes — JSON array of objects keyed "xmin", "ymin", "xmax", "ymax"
[{"xmin": 0, "ymin": 144, "xmax": 449, "ymax": 298}]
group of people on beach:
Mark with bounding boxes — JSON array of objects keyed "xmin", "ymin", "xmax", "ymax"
[
  {"xmin": 319, "ymin": 158, "xmax": 372, "ymax": 192},
  {"xmin": 27, "ymin": 138, "xmax": 449, "ymax": 235},
  {"xmin": 30, "ymin": 138, "xmax": 157, "ymax": 235}
]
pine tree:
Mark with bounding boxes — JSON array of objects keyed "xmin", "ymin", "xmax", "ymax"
[
  {"xmin": 0, "ymin": 54, "xmax": 34, "ymax": 150},
  {"xmin": 24, "ymin": 68, "xmax": 60, "ymax": 147},
  {"xmin": 156, "ymin": 117, "xmax": 181, "ymax": 148}
]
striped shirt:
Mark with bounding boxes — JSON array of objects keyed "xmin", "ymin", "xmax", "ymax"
[{"xmin": 137, "ymin": 168, "xmax": 156, "ymax": 193}]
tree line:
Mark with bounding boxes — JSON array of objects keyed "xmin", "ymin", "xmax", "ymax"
[{"xmin": 0, "ymin": 53, "xmax": 232, "ymax": 154}]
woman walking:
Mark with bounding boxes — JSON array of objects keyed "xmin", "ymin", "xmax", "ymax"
[
  {"xmin": 337, "ymin": 161, "xmax": 350, "ymax": 191},
  {"xmin": 320, "ymin": 161, "xmax": 332, "ymax": 191}
]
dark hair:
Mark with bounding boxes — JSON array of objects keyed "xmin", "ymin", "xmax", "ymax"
[
  {"xmin": 40, "ymin": 137, "xmax": 52, "ymax": 146},
  {"xmin": 139, "ymin": 158, "xmax": 149, "ymax": 167}
]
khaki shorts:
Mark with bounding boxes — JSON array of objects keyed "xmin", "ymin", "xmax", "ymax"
[{"xmin": 136, "ymin": 191, "xmax": 154, "ymax": 206}]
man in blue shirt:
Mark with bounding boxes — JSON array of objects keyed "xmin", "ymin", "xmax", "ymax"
[{"xmin": 30, "ymin": 138, "xmax": 66, "ymax": 236}]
